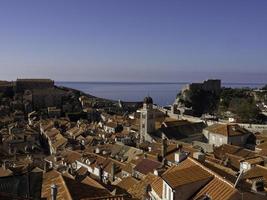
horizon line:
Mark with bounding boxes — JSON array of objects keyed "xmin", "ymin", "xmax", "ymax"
[{"xmin": 55, "ymin": 81, "xmax": 266, "ymax": 85}]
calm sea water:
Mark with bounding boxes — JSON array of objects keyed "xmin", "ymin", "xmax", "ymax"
[{"xmin": 56, "ymin": 82, "xmax": 265, "ymax": 106}]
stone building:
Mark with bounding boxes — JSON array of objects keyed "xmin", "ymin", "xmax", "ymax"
[
  {"xmin": 139, "ymin": 96, "xmax": 155, "ymax": 143},
  {"xmin": 31, "ymin": 88, "xmax": 66, "ymax": 109},
  {"xmin": 203, "ymin": 123, "xmax": 251, "ymax": 147},
  {"xmin": 181, "ymin": 79, "xmax": 221, "ymax": 95},
  {"xmin": 16, "ymin": 79, "xmax": 54, "ymax": 93}
]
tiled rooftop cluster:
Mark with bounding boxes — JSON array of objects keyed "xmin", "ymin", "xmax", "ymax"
[{"xmin": 0, "ymin": 79, "xmax": 266, "ymax": 200}]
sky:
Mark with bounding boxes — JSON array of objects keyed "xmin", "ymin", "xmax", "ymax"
[{"xmin": 0, "ymin": 0, "xmax": 266, "ymax": 83}]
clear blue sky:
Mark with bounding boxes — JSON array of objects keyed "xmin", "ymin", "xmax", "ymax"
[{"xmin": 0, "ymin": 0, "xmax": 266, "ymax": 83}]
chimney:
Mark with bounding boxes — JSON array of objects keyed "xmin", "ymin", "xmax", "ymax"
[
  {"xmin": 162, "ymin": 138, "xmax": 167, "ymax": 158},
  {"xmin": 177, "ymin": 144, "xmax": 183, "ymax": 152},
  {"xmin": 50, "ymin": 184, "xmax": 58, "ymax": 200},
  {"xmin": 111, "ymin": 162, "xmax": 115, "ymax": 182},
  {"xmin": 99, "ymin": 164, "xmax": 104, "ymax": 182},
  {"xmin": 174, "ymin": 151, "xmax": 187, "ymax": 163},
  {"xmin": 154, "ymin": 167, "xmax": 164, "ymax": 176},
  {"xmin": 193, "ymin": 152, "xmax": 205, "ymax": 162},
  {"xmin": 95, "ymin": 147, "xmax": 100, "ymax": 154},
  {"xmin": 2, "ymin": 161, "xmax": 6, "ymax": 170},
  {"xmin": 9, "ymin": 126, "xmax": 14, "ymax": 135}
]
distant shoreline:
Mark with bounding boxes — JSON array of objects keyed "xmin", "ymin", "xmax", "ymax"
[
  {"xmin": 55, "ymin": 81, "xmax": 266, "ymax": 106},
  {"xmin": 56, "ymin": 81, "xmax": 266, "ymax": 86}
]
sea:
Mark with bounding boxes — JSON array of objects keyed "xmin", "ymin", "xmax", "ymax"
[{"xmin": 56, "ymin": 82, "xmax": 265, "ymax": 106}]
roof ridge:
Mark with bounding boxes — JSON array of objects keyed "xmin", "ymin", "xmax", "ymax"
[
  {"xmin": 188, "ymin": 157, "xmax": 235, "ymax": 188},
  {"xmin": 59, "ymin": 172, "xmax": 73, "ymax": 200},
  {"xmin": 254, "ymin": 164, "xmax": 267, "ymax": 170}
]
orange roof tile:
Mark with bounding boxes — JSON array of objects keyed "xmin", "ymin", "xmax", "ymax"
[
  {"xmin": 151, "ymin": 176, "xmax": 163, "ymax": 198},
  {"xmin": 193, "ymin": 177, "xmax": 240, "ymax": 200},
  {"xmin": 117, "ymin": 176, "xmax": 139, "ymax": 191},
  {"xmin": 162, "ymin": 159, "xmax": 213, "ymax": 188},
  {"xmin": 205, "ymin": 124, "xmax": 250, "ymax": 137}
]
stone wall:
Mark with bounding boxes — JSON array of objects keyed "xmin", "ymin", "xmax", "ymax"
[
  {"xmin": 16, "ymin": 79, "xmax": 54, "ymax": 93},
  {"xmin": 182, "ymin": 79, "xmax": 221, "ymax": 94}
]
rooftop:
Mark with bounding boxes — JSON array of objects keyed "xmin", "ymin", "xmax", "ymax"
[
  {"xmin": 193, "ymin": 177, "xmax": 240, "ymax": 200},
  {"xmin": 162, "ymin": 161, "xmax": 213, "ymax": 188},
  {"xmin": 205, "ymin": 123, "xmax": 250, "ymax": 137},
  {"xmin": 133, "ymin": 158, "xmax": 161, "ymax": 175}
]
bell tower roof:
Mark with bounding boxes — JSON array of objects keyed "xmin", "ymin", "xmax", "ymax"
[{"xmin": 143, "ymin": 96, "xmax": 153, "ymax": 104}]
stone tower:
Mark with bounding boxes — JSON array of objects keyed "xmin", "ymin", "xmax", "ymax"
[{"xmin": 140, "ymin": 96, "xmax": 155, "ymax": 143}]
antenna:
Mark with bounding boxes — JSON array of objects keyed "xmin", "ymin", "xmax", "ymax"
[{"xmin": 234, "ymin": 169, "xmax": 244, "ymax": 188}]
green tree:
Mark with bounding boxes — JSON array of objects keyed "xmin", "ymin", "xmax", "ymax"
[
  {"xmin": 228, "ymin": 98, "xmax": 261, "ymax": 123},
  {"xmin": 182, "ymin": 89, "xmax": 220, "ymax": 116}
]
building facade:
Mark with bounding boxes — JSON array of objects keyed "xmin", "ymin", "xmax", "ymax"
[{"xmin": 139, "ymin": 97, "xmax": 155, "ymax": 143}]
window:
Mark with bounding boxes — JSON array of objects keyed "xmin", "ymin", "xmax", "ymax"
[{"xmin": 142, "ymin": 123, "xmax": 145, "ymax": 128}]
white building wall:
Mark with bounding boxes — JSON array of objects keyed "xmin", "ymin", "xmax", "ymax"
[
  {"xmin": 76, "ymin": 161, "xmax": 93, "ymax": 173},
  {"xmin": 162, "ymin": 181, "xmax": 173, "ymax": 200},
  {"xmin": 204, "ymin": 129, "xmax": 249, "ymax": 147},
  {"xmin": 140, "ymin": 105, "xmax": 155, "ymax": 143},
  {"xmin": 209, "ymin": 133, "xmax": 227, "ymax": 146}
]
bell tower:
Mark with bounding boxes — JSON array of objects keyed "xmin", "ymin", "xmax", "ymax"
[{"xmin": 140, "ymin": 96, "xmax": 155, "ymax": 143}]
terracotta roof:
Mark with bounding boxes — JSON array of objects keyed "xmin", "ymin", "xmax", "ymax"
[
  {"xmin": 201, "ymin": 161, "xmax": 237, "ymax": 184},
  {"xmin": 116, "ymin": 177, "xmax": 139, "ymax": 191},
  {"xmin": 243, "ymin": 165, "xmax": 267, "ymax": 184},
  {"xmin": 127, "ymin": 173, "xmax": 158, "ymax": 199},
  {"xmin": 256, "ymin": 141, "xmax": 267, "ymax": 150},
  {"xmin": 121, "ymin": 163, "xmax": 133, "ymax": 174},
  {"xmin": 80, "ymin": 194, "xmax": 127, "ymax": 200},
  {"xmin": 77, "ymin": 166, "xmax": 88, "ymax": 176},
  {"xmin": 62, "ymin": 150, "xmax": 82, "ymax": 164},
  {"xmin": 0, "ymin": 167, "xmax": 13, "ymax": 177},
  {"xmin": 42, "ymin": 170, "xmax": 72, "ymax": 200},
  {"xmin": 105, "ymin": 122, "xmax": 118, "ymax": 128},
  {"xmin": 102, "ymin": 159, "xmax": 125, "ymax": 175},
  {"xmin": 205, "ymin": 123, "xmax": 250, "ymax": 137},
  {"xmin": 193, "ymin": 177, "xmax": 240, "ymax": 200},
  {"xmin": 67, "ymin": 126, "xmax": 86, "ymax": 137},
  {"xmin": 63, "ymin": 175, "xmax": 111, "ymax": 200},
  {"xmin": 133, "ymin": 158, "xmax": 161, "ymax": 175},
  {"xmin": 163, "ymin": 119, "xmax": 195, "ymax": 127},
  {"xmin": 159, "ymin": 120, "xmax": 205, "ymax": 140},
  {"xmin": 259, "ymin": 149, "xmax": 267, "ymax": 156},
  {"xmin": 151, "ymin": 176, "xmax": 163, "ymax": 198},
  {"xmin": 242, "ymin": 156, "xmax": 265, "ymax": 165},
  {"xmin": 42, "ymin": 169, "xmax": 114, "ymax": 200},
  {"xmin": 213, "ymin": 144, "xmax": 265, "ymax": 171},
  {"xmin": 81, "ymin": 176, "xmax": 106, "ymax": 189},
  {"xmin": 162, "ymin": 159, "xmax": 213, "ymax": 188},
  {"xmin": 214, "ymin": 144, "xmax": 257, "ymax": 160}
]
